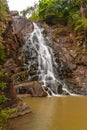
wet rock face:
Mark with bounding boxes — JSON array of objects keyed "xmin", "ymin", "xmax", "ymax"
[
  {"xmin": 15, "ymin": 81, "xmax": 47, "ymax": 97},
  {"xmin": 21, "ymin": 40, "xmax": 38, "ymax": 81}
]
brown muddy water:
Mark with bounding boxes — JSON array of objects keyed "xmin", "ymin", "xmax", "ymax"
[{"xmin": 9, "ymin": 96, "xmax": 87, "ymax": 130}]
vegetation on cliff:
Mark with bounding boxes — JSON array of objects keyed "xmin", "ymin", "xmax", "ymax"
[
  {"xmin": 21, "ymin": 0, "xmax": 87, "ymax": 41},
  {"xmin": 0, "ymin": 0, "xmax": 15, "ymax": 129},
  {"xmin": 0, "ymin": 0, "xmax": 9, "ymax": 64}
]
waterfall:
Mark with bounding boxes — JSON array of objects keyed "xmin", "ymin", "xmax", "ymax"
[{"xmin": 22, "ymin": 23, "xmax": 70, "ymax": 95}]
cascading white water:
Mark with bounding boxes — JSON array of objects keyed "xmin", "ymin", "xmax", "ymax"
[
  {"xmin": 29, "ymin": 23, "xmax": 61, "ymax": 94},
  {"xmin": 32, "ymin": 24, "xmax": 55, "ymax": 83},
  {"xmin": 23, "ymin": 22, "xmax": 71, "ymax": 95}
]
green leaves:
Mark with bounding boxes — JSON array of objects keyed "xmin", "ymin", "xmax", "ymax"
[
  {"xmin": 0, "ymin": 108, "xmax": 17, "ymax": 130},
  {"xmin": 37, "ymin": 0, "xmax": 87, "ymax": 29},
  {"xmin": 0, "ymin": 43, "xmax": 5, "ymax": 64},
  {"xmin": 20, "ymin": 6, "xmax": 35, "ymax": 17},
  {"xmin": 38, "ymin": 0, "xmax": 49, "ymax": 19},
  {"xmin": 38, "ymin": 0, "xmax": 78, "ymax": 24},
  {"xmin": 0, "ymin": 82, "xmax": 7, "ymax": 105},
  {"xmin": 75, "ymin": 18, "xmax": 87, "ymax": 31},
  {"xmin": 0, "ymin": 0, "xmax": 8, "ymax": 21},
  {"xmin": 38, "ymin": 0, "xmax": 61, "ymax": 24},
  {"xmin": 0, "ymin": 82, "xmax": 6, "ymax": 91},
  {"xmin": 0, "ymin": 96, "xmax": 8, "ymax": 104}
]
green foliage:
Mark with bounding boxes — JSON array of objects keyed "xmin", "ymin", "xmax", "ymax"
[
  {"xmin": 0, "ymin": 72, "xmax": 17, "ymax": 130},
  {"xmin": 36, "ymin": 0, "xmax": 87, "ymax": 43},
  {"xmin": 38, "ymin": 0, "xmax": 50, "ymax": 20},
  {"xmin": 0, "ymin": 108, "xmax": 17, "ymax": 130},
  {"xmin": 75, "ymin": 35, "xmax": 84, "ymax": 40},
  {"xmin": 21, "ymin": 4, "xmax": 38, "ymax": 19},
  {"xmin": 0, "ymin": 1, "xmax": 16, "ymax": 129},
  {"xmin": 20, "ymin": 6, "xmax": 35, "ymax": 17},
  {"xmin": 75, "ymin": 18, "xmax": 87, "ymax": 32},
  {"xmin": 0, "ymin": 80, "xmax": 16, "ymax": 130},
  {"xmin": 37, "ymin": 0, "xmax": 79, "ymax": 24},
  {"xmin": 37, "ymin": 0, "xmax": 87, "ymax": 25},
  {"xmin": 0, "ymin": 0, "xmax": 8, "ymax": 21},
  {"xmin": 0, "ymin": 82, "xmax": 6, "ymax": 91},
  {"xmin": 75, "ymin": 0, "xmax": 87, "ymax": 5},
  {"xmin": 0, "ymin": 43, "xmax": 5, "ymax": 64},
  {"xmin": 74, "ymin": 17, "xmax": 87, "ymax": 41},
  {"xmin": 0, "ymin": 72, "xmax": 8, "ymax": 77},
  {"xmin": 0, "ymin": 26, "xmax": 5, "ymax": 36},
  {"xmin": 0, "ymin": 0, "xmax": 9, "ymax": 38},
  {"xmin": 0, "ymin": 95, "xmax": 8, "ymax": 105},
  {"xmin": 0, "ymin": 74, "xmax": 7, "ymax": 129},
  {"xmin": 30, "ymin": 11, "xmax": 39, "ymax": 21},
  {"xmin": 0, "ymin": 81, "xmax": 7, "ymax": 105},
  {"xmin": 38, "ymin": 0, "xmax": 63, "ymax": 23},
  {"xmin": 29, "ymin": 4, "xmax": 39, "ymax": 21}
]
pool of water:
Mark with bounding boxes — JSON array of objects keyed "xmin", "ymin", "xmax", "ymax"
[{"xmin": 9, "ymin": 96, "xmax": 87, "ymax": 130}]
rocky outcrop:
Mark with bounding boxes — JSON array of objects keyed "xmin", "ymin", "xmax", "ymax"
[
  {"xmin": 15, "ymin": 81, "xmax": 47, "ymax": 97},
  {"xmin": 1, "ymin": 13, "xmax": 34, "ymax": 107},
  {"xmin": 12, "ymin": 16, "xmax": 33, "ymax": 37},
  {"xmin": 10, "ymin": 101, "xmax": 31, "ymax": 118},
  {"xmin": 4, "ymin": 15, "xmax": 33, "ymax": 63},
  {"xmin": 40, "ymin": 22, "xmax": 87, "ymax": 95}
]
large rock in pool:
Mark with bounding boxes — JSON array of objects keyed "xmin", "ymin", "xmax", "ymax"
[{"xmin": 15, "ymin": 81, "xmax": 47, "ymax": 97}]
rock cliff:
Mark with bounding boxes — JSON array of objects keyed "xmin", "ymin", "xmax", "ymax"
[{"xmin": 40, "ymin": 22, "xmax": 87, "ymax": 95}]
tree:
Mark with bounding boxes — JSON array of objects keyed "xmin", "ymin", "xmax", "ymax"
[{"xmin": 20, "ymin": 6, "xmax": 35, "ymax": 17}]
